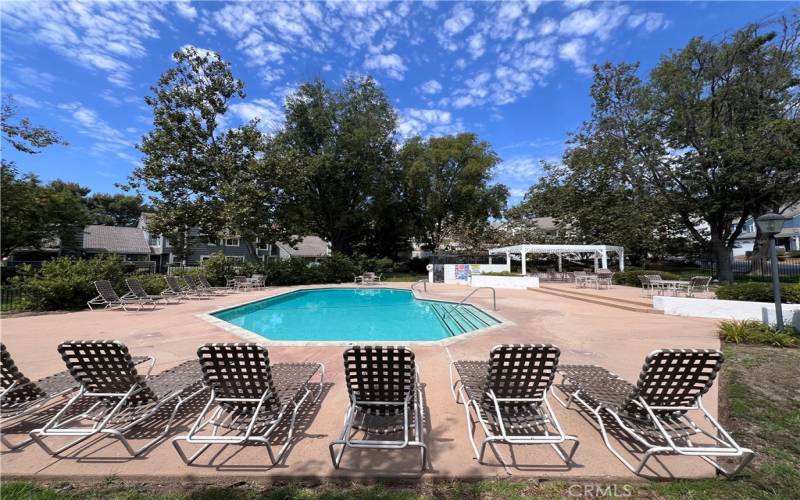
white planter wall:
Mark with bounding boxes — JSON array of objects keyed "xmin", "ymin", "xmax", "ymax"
[
  {"xmin": 470, "ymin": 275, "xmax": 539, "ymax": 289},
  {"xmin": 653, "ymin": 296, "xmax": 800, "ymax": 328},
  {"xmin": 442, "ymin": 264, "xmax": 509, "ymax": 284}
]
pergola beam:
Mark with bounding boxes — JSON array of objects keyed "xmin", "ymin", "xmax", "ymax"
[{"xmin": 488, "ymin": 244, "xmax": 625, "ymax": 272}]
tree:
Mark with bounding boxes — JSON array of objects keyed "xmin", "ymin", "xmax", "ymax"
[
  {"xmin": 522, "ymin": 17, "xmax": 800, "ymax": 280},
  {"xmin": 2, "ymin": 96, "xmax": 67, "ymax": 154},
  {"xmin": 130, "ymin": 46, "xmax": 243, "ymax": 262},
  {"xmin": 84, "ymin": 193, "xmax": 149, "ymax": 226},
  {"xmin": 281, "ymin": 77, "xmax": 400, "ymax": 255},
  {"xmin": 400, "ymin": 133, "xmax": 508, "ymax": 252}
]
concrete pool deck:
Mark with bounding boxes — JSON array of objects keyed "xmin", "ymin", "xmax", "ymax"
[{"xmin": 0, "ymin": 283, "xmax": 723, "ymax": 481}]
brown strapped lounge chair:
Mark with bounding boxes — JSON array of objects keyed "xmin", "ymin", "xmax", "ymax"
[
  {"xmin": 87, "ymin": 280, "xmax": 157, "ymax": 311},
  {"xmin": 30, "ymin": 340, "xmax": 205, "ymax": 457},
  {"xmin": 554, "ymin": 349, "xmax": 754, "ymax": 477},
  {"xmin": 198, "ymin": 275, "xmax": 233, "ymax": 294},
  {"xmin": 184, "ymin": 275, "xmax": 216, "ymax": 296},
  {"xmin": 163, "ymin": 276, "xmax": 201, "ymax": 300},
  {"xmin": 449, "ymin": 344, "xmax": 579, "ymax": 469},
  {"xmin": 124, "ymin": 278, "xmax": 178, "ymax": 304},
  {"xmin": 329, "ymin": 346, "xmax": 427, "ymax": 469},
  {"xmin": 172, "ymin": 343, "xmax": 324, "ymax": 465}
]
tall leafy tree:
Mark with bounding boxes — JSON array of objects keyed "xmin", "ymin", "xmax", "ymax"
[
  {"xmin": 84, "ymin": 193, "xmax": 149, "ymax": 226},
  {"xmin": 280, "ymin": 77, "xmax": 400, "ymax": 255},
  {"xmin": 400, "ymin": 133, "xmax": 508, "ymax": 252},
  {"xmin": 1, "ymin": 96, "xmax": 66, "ymax": 154},
  {"xmin": 523, "ymin": 17, "xmax": 800, "ymax": 280}
]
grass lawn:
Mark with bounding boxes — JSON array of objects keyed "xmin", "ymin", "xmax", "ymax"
[
  {"xmin": 2, "ymin": 344, "xmax": 797, "ymax": 500},
  {"xmin": 381, "ymin": 273, "xmax": 428, "ymax": 282}
]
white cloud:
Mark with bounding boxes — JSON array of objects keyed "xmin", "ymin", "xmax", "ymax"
[
  {"xmin": 497, "ymin": 2, "xmax": 524, "ymax": 23},
  {"xmin": 9, "ymin": 94, "xmax": 42, "ymax": 109},
  {"xmin": 496, "ymin": 157, "xmax": 544, "ymax": 181},
  {"xmin": 398, "ymin": 107, "xmax": 462, "ymax": 139},
  {"xmin": 419, "ymin": 80, "xmax": 443, "ymax": 95},
  {"xmin": 467, "ymin": 33, "xmax": 485, "ymax": 59},
  {"xmin": 627, "ymin": 12, "xmax": 668, "ymax": 32},
  {"xmin": 57, "ymin": 102, "xmax": 135, "ymax": 157},
  {"xmin": 1, "ymin": 0, "xmax": 166, "ymax": 87},
  {"xmin": 538, "ymin": 17, "xmax": 558, "ymax": 36},
  {"xmin": 174, "ymin": 0, "xmax": 197, "ymax": 21},
  {"xmin": 364, "ymin": 53, "xmax": 407, "ymax": 80},
  {"xmin": 443, "ymin": 4, "xmax": 474, "ymax": 35},
  {"xmin": 559, "ymin": 6, "xmax": 629, "ymax": 41},
  {"xmin": 563, "ymin": 0, "xmax": 592, "ymax": 10},
  {"xmin": 228, "ymin": 98, "xmax": 284, "ymax": 133},
  {"xmin": 559, "ymin": 38, "xmax": 591, "ymax": 75}
]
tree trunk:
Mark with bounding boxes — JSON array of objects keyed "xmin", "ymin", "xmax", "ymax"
[{"xmin": 711, "ymin": 238, "xmax": 734, "ymax": 283}]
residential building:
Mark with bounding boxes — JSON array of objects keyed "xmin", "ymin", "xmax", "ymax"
[{"xmin": 732, "ymin": 206, "xmax": 800, "ymax": 256}]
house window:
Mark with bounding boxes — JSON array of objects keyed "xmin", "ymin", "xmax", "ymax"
[
  {"xmin": 199, "ymin": 255, "xmax": 211, "ymax": 263},
  {"xmin": 225, "ymin": 256, "xmax": 245, "ymax": 263},
  {"xmin": 219, "ymin": 238, "xmax": 240, "ymax": 247},
  {"xmin": 148, "ymin": 234, "xmax": 160, "ymax": 246}
]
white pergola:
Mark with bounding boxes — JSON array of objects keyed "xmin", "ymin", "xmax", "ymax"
[{"xmin": 488, "ymin": 244, "xmax": 625, "ymax": 275}]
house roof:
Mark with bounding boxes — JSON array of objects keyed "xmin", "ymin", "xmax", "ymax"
[
  {"xmin": 277, "ymin": 236, "xmax": 330, "ymax": 258},
  {"xmin": 83, "ymin": 225, "xmax": 152, "ymax": 255}
]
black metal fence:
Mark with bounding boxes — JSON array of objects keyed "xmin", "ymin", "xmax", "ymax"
[
  {"xmin": 707, "ymin": 259, "xmax": 800, "ymax": 283},
  {"xmin": 1, "ymin": 287, "xmax": 22, "ymax": 312}
]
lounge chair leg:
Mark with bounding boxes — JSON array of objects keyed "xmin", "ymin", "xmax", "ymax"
[
  {"xmin": 28, "ymin": 430, "xmax": 98, "ymax": 457},
  {"xmin": 0, "ymin": 432, "xmax": 34, "ymax": 450}
]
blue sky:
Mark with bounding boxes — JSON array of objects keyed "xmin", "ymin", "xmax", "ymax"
[{"xmin": 1, "ymin": 1, "xmax": 794, "ymax": 205}]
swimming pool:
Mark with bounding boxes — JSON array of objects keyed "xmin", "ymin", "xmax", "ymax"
[{"xmin": 212, "ymin": 288, "xmax": 500, "ymax": 342}]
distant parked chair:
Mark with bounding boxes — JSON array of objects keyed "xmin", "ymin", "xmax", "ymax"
[
  {"xmin": 198, "ymin": 275, "xmax": 232, "ymax": 294},
  {"xmin": 449, "ymin": 344, "xmax": 579, "ymax": 467},
  {"xmin": 639, "ymin": 274, "xmax": 663, "ymax": 296},
  {"xmin": 595, "ymin": 270, "xmax": 614, "ymax": 290},
  {"xmin": 329, "ymin": 346, "xmax": 427, "ymax": 469},
  {"xmin": 234, "ymin": 276, "xmax": 252, "ymax": 292},
  {"xmin": 87, "ymin": 280, "xmax": 156, "ymax": 311},
  {"xmin": 679, "ymin": 276, "xmax": 712, "ymax": 297},
  {"xmin": 173, "ymin": 343, "xmax": 324, "ymax": 465},
  {"xmin": 572, "ymin": 271, "xmax": 589, "ymax": 288},
  {"xmin": 125, "ymin": 278, "xmax": 177, "ymax": 304},
  {"xmin": 184, "ymin": 275, "xmax": 215, "ymax": 296},
  {"xmin": 163, "ymin": 276, "xmax": 190, "ymax": 300},
  {"xmin": 30, "ymin": 340, "xmax": 205, "ymax": 457},
  {"xmin": 555, "ymin": 349, "xmax": 754, "ymax": 477}
]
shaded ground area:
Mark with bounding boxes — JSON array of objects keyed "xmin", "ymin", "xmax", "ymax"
[{"xmin": 3, "ymin": 343, "xmax": 798, "ymax": 499}]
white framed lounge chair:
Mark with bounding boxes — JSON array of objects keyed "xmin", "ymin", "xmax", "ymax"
[
  {"xmin": 164, "ymin": 276, "xmax": 203, "ymax": 300},
  {"xmin": 554, "ymin": 349, "xmax": 755, "ymax": 477},
  {"xmin": 329, "ymin": 346, "xmax": 427, "ymax": 470},
  {"xmin": 449, "ymin": 344, "xmax": 579, "ymax": 469},
  {"xmin": 30, "ymin": 340, "xmax": 206, "ymax": 457},
  {"xmin": 172, "ymin": 343, "xmax": 324, "ymax": 465},
  {"xmin": 198, "ymin": 275, "xmax": 233, "ymax": 294},
  {"xmin": 183, "ymin": 275, "xmax": 215, "ymax": 296},
  {"xmin": 87, "ymin": 280, "xmax": 156, "ymax": 311},
  {"xmin": 124, "ymin": 278, "xmax": 177, "ymax": 304}
]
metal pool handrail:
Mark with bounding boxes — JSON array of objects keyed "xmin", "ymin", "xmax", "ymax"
[
  {"xmin": 411, "ymin": 280, "xmax": 427, "ymax": 293},
  {"xmin": 457, "ymin": 287, "xmax": 496, "ymax": 311}
]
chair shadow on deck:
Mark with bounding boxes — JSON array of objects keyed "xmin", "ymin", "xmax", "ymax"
[{"xmin": 173, "ymin": 381, "xmax": 334, "ymax": 472}]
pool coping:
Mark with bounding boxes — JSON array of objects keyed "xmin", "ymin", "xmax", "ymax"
[{"xmin": 195, "ymin": 285, "xmax": 515, "ymax": 347}]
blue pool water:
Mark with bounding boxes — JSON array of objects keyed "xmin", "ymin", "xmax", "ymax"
[{"xmin": 212, "ymin": 288, "xmax": 499, "ymax": 342}]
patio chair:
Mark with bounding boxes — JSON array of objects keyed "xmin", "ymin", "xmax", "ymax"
[
  {"xmin": 87, "ymin": 280, "xmax": 156, "ymax": 311},
  {"xmin": 164, "ymin": 276, "xmax": 202, "ymax": 299},
  {"xmin": 234, "ymin": 276, "xmax": 252, "ymax": 292},
  {"xmin": 172, "ymin": 343, "xmax": 324, "ymax": 465},
  {"xmin": 362, "ymin": 272, "xmax": 376, "ymax": 286},
  {"xmin": 184, "ymin": 275, "xmax": 216, "ymax": 296},
  {"xmin": 198, "ymin": 275, "xmax": 233, "ymax": 294},
  {"xmin": 678, "ymin": 276, "xmax": 712, "ymax": 298},
  {"xmin": 449, "ymin": 344, "xmax": 579, "ymax": 468},
  {"xmin": 30, "ymin": 340, "xmax": 206, "ymax": 457},
  {"xmin": 572, "ymin": 271, "xmax": 588, "ymax": 288},
  {"xmin": 595, "ymin": 270, "xmax": 614, "ymax": 290},
  {"xmin": 554, "ymin": 349, "xmax": 754, "ymax": 477},
  {"xmin": 125, "ymin": 278, "xmax": 177, "ymax": 304},
  {"xmin": 329, "ymin": 346, "xmax": 427, "ymax": 469}
]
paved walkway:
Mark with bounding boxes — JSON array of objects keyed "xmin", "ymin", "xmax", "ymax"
[{"xmin": 0, "ymin": 283, "xmax": 722, "ymax": 480}]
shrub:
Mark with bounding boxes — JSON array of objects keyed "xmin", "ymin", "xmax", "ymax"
[
  {"xmin": 198, "ymin": 252, "xmax": 240, "ymax": 286},
  {"xmin": 718, "ymin": 320, "xmax": 799, "ymax": 347},
  {"xmin": 134, "ymin": 273, "xmax": 168, "ymax": 295},
  {"xmin": 613, "ymin": 270, "xmax": 681, "ymax": 287},
  {"xmin": 716, "ymin": 282, "xmax": 800, "ymax": 304},
  {"xmin": 9, "ymin": 256, "xmax": 126, "ymax": 311},
  {"xmin": 318, "ymin": 253, "xmax": 360, "ymax": 283},
  {"xmin": 788, "ymin": 250, "xmax": 800, "ymax": 258}
]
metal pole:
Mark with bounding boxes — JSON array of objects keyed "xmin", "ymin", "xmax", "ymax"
[{"xmin": 769, "ymin": 237, "xmax": 784, "ymax": 330}]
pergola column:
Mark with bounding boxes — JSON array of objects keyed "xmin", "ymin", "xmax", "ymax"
[
  {"xmin": 521, "ymin": 250, "xmax": 527, "ymax": 275},
  {"xmin": 558, "ymin": 253, "xmax": 562, "ymax": 272},
  {"xmin": 593, "ymin": 252, "xmax": 599, "ymax": 272},
  {"xmin": 505, "ymin": 251, "xmax": 511, "ymax": 273},
  {"xmin": 601, "ymin": 250, "xmax": 608, "ymax": 270}
]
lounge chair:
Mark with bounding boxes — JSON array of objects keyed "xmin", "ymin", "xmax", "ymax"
[
  {"xmin": 198, "ymin": 275, "xmax": 233, "ymax": 294},
  {"xmin": 329, "ymin": 346, "xmax": 427, "ymax": 469},
  {"xmin": 449, "ymin": 344, "xmax": 579, "ymax": 468},
  {"xmin": 173, "ymin": 343, "xmax": 324, "ymax": 465},
  {"xmin": 184, "ymin": 275, "xmax": 216, "ymax": 296},
  {"xmin": 164, "ymin": 276, "xmax": 202, "ymax": 299},
  {"xmin": 233, "ymin": 276, "xmax": 252, "ymax": 292},
  {"xmin": 554, "ymin": 349, "xmax": 754, "ymax": 477},
  {"xmin": 87, "ymin": 280, "xmax": 156, "ymax": 311},
  {"xmin": 30, "ymin": 340, "xmax": 206, "ymax": 457},
  {"xmin": 1, "ymin": 343, "xmax": 148, "ymax": 450},
  {"xmin": 125, "ymin": 278, "xmax": 177, "ymax": 304}
]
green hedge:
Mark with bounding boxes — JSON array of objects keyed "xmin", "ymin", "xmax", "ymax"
[
  {"xmin": 612, "ymin": 270, "xmax": 681, "ymax": 287},
  {"xmin": 9, "ymin": 256, "xmax": 126, "ymax": 311},
  {"xmin": 716, "ymin": 282, "xmax": 800, "ymax": 304}
]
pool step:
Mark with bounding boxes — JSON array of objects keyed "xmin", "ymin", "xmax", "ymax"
[{"xmin": 429, "ymin": 302, "xmax": 497, "ymax": 336}]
